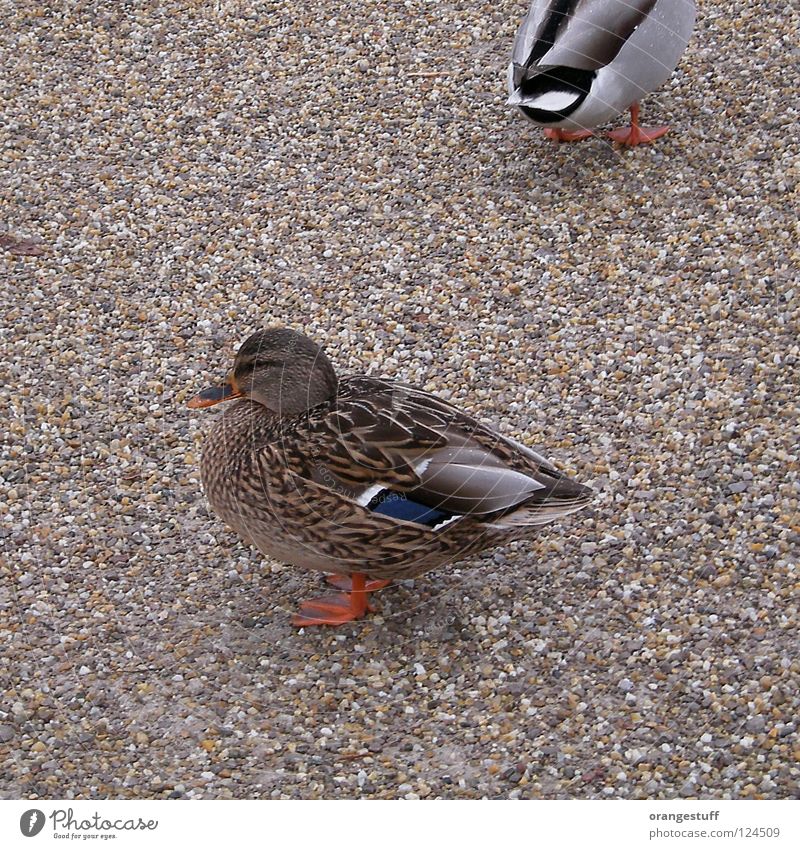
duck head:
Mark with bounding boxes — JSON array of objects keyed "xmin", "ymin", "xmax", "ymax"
[{"xmin": 187, "ymin": 327, "xmax": 338, "ymax": 417}]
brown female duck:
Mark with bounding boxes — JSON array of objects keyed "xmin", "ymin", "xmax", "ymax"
[{"xmin": 188, "ymin": 328, "xmax": 592, "ymax": 626}]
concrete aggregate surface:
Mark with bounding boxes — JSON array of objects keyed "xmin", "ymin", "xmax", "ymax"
[{"xmin": 1, "ymin": 0, "xmax": 798, "ymax": 799}]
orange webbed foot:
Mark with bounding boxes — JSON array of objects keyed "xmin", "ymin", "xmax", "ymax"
[
  {"xmin": 543, "ymin": 127, "xmax": 594, "ymax": 142},
  {"xmin": 292, "ymin": 573, "xmax": 378, "ymax": 628},
  {"xmin": 607, "ymin": 124, "xmax": 669, "ymax": 146},
  {"xmin": 606, "ymin": 103, "xmax": 670, "ymax": 147},
  {"xmin": 291, "ymin": 592, "xmax": 375, "ymax": 627}
]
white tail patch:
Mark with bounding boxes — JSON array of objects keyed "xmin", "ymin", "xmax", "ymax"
[{"xmin": 522, "ymin": 89, "xmax": 581, "ymax": 112}]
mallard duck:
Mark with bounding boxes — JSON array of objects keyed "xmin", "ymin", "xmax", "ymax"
[
  {"xmin": 507, "ymin": 0, "xmax": 696, "ymax": 145},
  {"xmin": 188, "ymin": 328, "xmax": 592, "ymax": 626}
]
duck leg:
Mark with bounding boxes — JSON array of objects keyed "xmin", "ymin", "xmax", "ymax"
[
  {"xmin": 543, "ymin": 127, "xmax": 594, "ymax": 142},
  {"xmin": 325, "ymin": 574, "xmax": 392, "ymax": 592},
  {"xmin": 606, "ymin": 103, "xmax": 669, "ymax": 146},
  {"xmin": 292, "ymin": 572, "xmax": 376, "ymax": 627}
]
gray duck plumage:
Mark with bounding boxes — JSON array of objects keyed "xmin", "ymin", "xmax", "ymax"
[{"xmin": 508, "ymin": 0, "xmax": 696, "ymax": 144}]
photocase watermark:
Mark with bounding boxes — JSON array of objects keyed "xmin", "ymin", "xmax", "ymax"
[
  {"xmin": 18, "ymin": 807, "xmax": 158, "ymax": 839},
  {"xmin": 20, "ymin": 810, "xmax": 46, "ymax": 837}
]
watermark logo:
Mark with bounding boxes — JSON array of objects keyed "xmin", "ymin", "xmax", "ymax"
[
  {"xmin": 17, "ymin": 808, "xmax": 159, "ymax": 838},
  {"xmin": 20, "ymin": 810, "xmax": 46, "ymax": 837}
]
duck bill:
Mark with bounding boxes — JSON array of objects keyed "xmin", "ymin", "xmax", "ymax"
[{"xmin": 187, "ymin": 377, "xmax": 243, "ymax": 409}]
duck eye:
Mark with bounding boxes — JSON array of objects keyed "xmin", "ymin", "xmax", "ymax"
[
  {"xmin": 233, "ymin": 361, "xmax": 254, "ymax": 381},
  {"xmin": 252, "ymin": 358, "xmax": 281, "ymax": 372}
]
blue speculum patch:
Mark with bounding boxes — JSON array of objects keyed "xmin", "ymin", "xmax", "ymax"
[{"xmin": 367, "ymin": 490, "xmax": 450, "ymax": 527}]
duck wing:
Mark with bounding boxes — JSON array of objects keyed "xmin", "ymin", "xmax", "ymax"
[
  {"xmin": 293, "ymin": 377, "xmax": 591, "ymax": 526},
  {"xmin": 512, "ymin": 0, "xmax": 657, "ymax": 75}
]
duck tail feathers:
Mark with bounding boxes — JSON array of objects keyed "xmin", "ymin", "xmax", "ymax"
[{"xmin": 486, "ymin": 478, "xmax": 593, "ymax": 528}]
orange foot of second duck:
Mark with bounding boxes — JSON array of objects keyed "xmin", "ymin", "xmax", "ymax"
[
  {"xmin": 292, "ymin": 573, "xmax": 389, "ymax": 627},
  {"xmin": 544, "ymin": 127, "xmax": 594, "ymax": 142},
  {"xmin": 607, "ymin": 103, "xmax": 670, "ymax": 146}
]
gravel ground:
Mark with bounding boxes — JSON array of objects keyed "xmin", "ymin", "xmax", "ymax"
[{"xmin": 1, "ymin": 0, "xmax": 798, "ymax": 800}]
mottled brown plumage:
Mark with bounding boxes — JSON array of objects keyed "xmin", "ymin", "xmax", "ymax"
[{"xmin": 189, "ymin": 328, "xmax": 592, "ymax": 625}]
